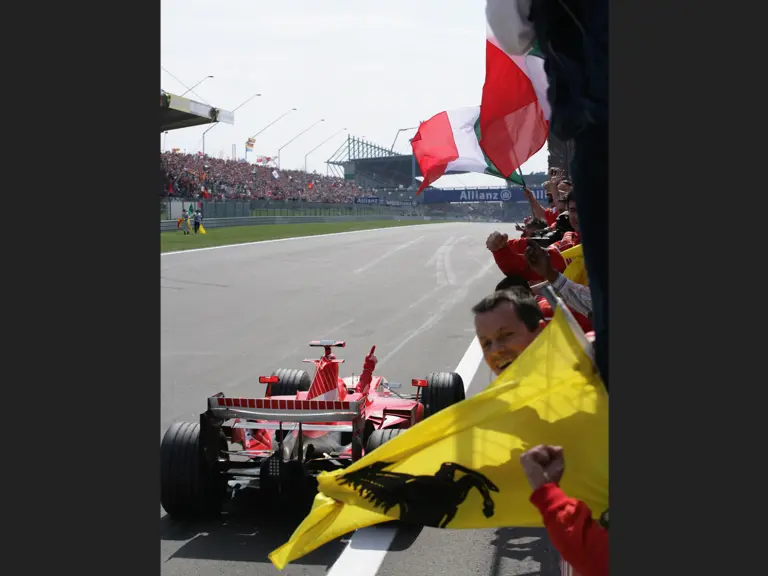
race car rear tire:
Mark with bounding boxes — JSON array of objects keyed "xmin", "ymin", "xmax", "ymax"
[
  {"xmin": 421, "ymin": 372, "xmax": 465, "ymax": 418},
  {"xmin": 268, "ymin": 368, "xmax": 311, "ymax": 397},
  {"xmin": 160, "ymin": 422, "xmax": 227, "ymax": 519},
  {"xmin": 366, "ymin": 428, "xmax": 406, "ymax": 453}
]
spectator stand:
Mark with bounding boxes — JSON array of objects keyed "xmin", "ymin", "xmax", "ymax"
[
  {"xmin": 325, "ymin": 135, "xmax": 471, "ymax": 204},
  {"xmin": 160, "ymin": 89, "xmax": 234, "ymax": 132},
  {"xmin": 161, "ymin": 151, "xmax": 414, "ymax": 220},
  {"xmin": 161, "ymin": 89, "xmax": 235, "ymax": 218}
]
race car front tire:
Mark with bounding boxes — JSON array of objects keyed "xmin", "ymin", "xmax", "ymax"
[
  {"xmin": 160, "ymin": 422, "xmax": 227, "ymax": 519},
  {"xmin": 421, "ymin": 372, "xmax": 465, "ymax": 418},
  {"xmin": 268, "ymin": 368, "xmax": 311, "ymax": 397},
  {"xmin": 365, "ymin": 428, "xmax": 406, "ymax": 453}
]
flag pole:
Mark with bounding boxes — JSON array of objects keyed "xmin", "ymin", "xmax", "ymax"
[
  {"xmin": 539, "ymin": 285, "xmax": 594, "ymax": 362},
  {"xmin": 517, "ymin": 167, "xmax": 527, "ymax": 189}
]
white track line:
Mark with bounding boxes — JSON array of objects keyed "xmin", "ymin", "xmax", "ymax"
[
  {"xmin": 325, "ymin": 334, "xmax": 486, "ymax": 576},
  {"xmin": 353, "ymin": 236, "xmax": 424, "ymax": 275},
  {"xmin": 161, "ymin": 224, "xmax": 448, "ymax": 256},
  {"xmin": 376, "ymin": 261, "xmax": 492, "ymax": 369},
  {"xmin": 454, "ymin": 336, "xmax": 485, "ymax": 393},
  {"xmin": 326, "ymin": 525, "xmax": 399, "ymax": 576}
]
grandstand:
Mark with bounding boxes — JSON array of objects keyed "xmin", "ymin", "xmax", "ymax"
[
  {"xmin": 325, "ymin": 135, "xmax": 471, "ymax": 196},
  {"xmin": 160, "ymin": 119, "xmax": 549, "ymax": 223},
  {"xmin": 321, "ymin": 134, "xmax": 554, "ymax": 222},
  {"xmin": 160, "ymin": 89, "xmax": 235, "ymax": 132},
  {"xmin": 162, "ymin": 150, "xmax": 371, "ymax": 200},
  {"xmin": 324, "ymin": 134, "xmax": 548, "ymax": 198}
]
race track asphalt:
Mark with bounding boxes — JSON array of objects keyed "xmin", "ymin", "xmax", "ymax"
[{"xmin": 160, "ymin": 222, "xmax": 562, "ymax": 576}]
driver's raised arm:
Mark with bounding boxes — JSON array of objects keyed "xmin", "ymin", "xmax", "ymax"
[{"xmin": 355, "ymin": 346, "xmax": 378, "ymax": 394}]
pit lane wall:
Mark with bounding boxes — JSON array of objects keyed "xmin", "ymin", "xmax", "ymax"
[{"xmin": 160, "ymin": 214, "xmax": 467, "ymax": 232}]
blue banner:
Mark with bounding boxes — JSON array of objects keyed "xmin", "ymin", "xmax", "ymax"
[
  {"xmin": 355, "ymin": 197, "xmax": 415, "ymax": 207},
  {"xmin": 421, "ymin": 187, "xmax": 546, "ymax": 204}
]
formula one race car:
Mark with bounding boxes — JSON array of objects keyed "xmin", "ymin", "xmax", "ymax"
[{"xmin": 160, "ymin": 340, "xmax": 466, "ymax": 518}]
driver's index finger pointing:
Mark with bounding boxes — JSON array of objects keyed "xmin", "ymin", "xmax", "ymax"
[{"xmin": 369, "ymin": 345, "xmax": 376, "ymax": 355}]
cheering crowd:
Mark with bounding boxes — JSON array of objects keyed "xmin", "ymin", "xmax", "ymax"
[
  {"xmin": 477, "ymin": 0, "xmax": 609, "ymax": 572},
  {"xmin": 161, "ymin": 152, "xmax": 374, "ymax": 203},
  {"xmin": 482, "ymin": 168, "xmax": 606, "ymax": 576}
]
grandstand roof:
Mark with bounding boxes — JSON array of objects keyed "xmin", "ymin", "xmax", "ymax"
[
  {"xmin": 160, "ymin": 90, "xmax": 235, "ymax": 132},
  {"xmin": 326, "ymin": 136, "xmax": 468, "ymax": 189}
]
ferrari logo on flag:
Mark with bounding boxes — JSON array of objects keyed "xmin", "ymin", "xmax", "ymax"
[{"xmin": 269, "ymin": 307, "xmax": 608, "ymax": 570}]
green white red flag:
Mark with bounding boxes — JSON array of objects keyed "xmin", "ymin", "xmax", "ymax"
[
  {"xmin": 479, "ymin": 23, "xmax": 550, "ymax": 178},
  {"xmin": 410, "ymin": 6, "xmax": 550, "ymax": 193}
]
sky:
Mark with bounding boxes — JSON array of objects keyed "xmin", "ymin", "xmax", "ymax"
[{"xmin": 160, "ymin": 0, "xmax": 549, "ymax": 188}]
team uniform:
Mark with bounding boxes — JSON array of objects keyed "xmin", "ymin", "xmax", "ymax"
[
  {"xmin": 536, "ymin": 296, "xmax": 592, "ymax": 333},
  {"xmin": 554, "ymin": 231, "xmax": 580, "ymax": 253},
  {"xmin": 544, "ymin": 207, "xmax": 559, "ymax": 226},
  {"xmin": 530, "ymin": 483, "xmax": 608, "ymax": 576},
  {"xmin": 492, "ymin": 232, "xmax": 591, "ymax": 331},
  {"xmin": 491, "ymin": 238, "xmax": 568, "ymax": 284}
]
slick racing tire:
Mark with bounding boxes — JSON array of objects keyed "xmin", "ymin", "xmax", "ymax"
[
  {"xmin": 421, "ymin": 372, "xmax": 465, "ymax": 418},
  {"xmin": 160, "ymin": 422, "xmax": 227, "ymax": 519},
  {"xmin": 366, "ymin": 428, "xmax": 406, "ymax": 454},
  {"xmin": 268, "ymin": 368, "xmax": 311, "ymax": 397}
]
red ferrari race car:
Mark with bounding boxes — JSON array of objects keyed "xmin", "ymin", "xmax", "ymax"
[{"xmin": 160, "ymin": 340, "xmax": 466, "ymax": 518}]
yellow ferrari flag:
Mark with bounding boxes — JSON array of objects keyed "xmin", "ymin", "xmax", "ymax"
[
  {"xmin": 199, "ymin": 224, "xmax": 206, "ymax": 234},
  {"xmin": 561, "ymin": 244, "xmax": 588, "ymax": 286},
  {"xmin": 269, "ymin": 307, "xmax": 608, "ymax": 570},
  {"xmin": 269, "ymin": 493, "xmax": 393, "ymax": 570}
]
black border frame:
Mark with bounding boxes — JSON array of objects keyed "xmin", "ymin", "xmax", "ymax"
[
  {"xmin": 612, "ymin": 0, "xmax": 761, "ymax": 574},
  {"xmin": 14, "ymin": 0, "xmax": 761, "ymax": 574},
  {"xmin": 10, "ymin": 2, "xmax": 159, "ymax": 574}
]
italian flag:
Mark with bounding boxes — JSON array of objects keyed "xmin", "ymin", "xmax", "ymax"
[
  {"xmin": 411, "ymin": 107, "xmax": 524, "ymax": 194},
  {"xmin": 479, "ymin": 28, "xmax": 550, "ymax": 178},
  {"xmin": 411, "ymin": 34, "xmax": 550, "ymax": 194}
]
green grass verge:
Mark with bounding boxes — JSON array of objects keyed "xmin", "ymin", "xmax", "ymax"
[{"xmin": 161, "ymin": 220, "xmax": 437, "ymax": 253}]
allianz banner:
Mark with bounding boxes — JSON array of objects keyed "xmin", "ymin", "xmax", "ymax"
[
  {"xmin": 422, "ymin": 187, "xmax": 546, "ymax": 204},
  {"xmin": 355, "ymin": 197, "xmax": 416, "ymax": 207}
]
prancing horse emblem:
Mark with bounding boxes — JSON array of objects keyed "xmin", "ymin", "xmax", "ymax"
[{"xmin": 336, "ymin": 461, "xmax": 499, "ymax": 528}]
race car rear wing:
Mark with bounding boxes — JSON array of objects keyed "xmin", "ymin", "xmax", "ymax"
[{"xmin": 207, "ymin": 395, "xmax": 364, "ymax": 424}]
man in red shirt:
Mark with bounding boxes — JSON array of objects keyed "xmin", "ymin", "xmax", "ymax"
[
  {"xmin": 486, "ymin": 232, "xmax": 567, "ymax": 283},
  {"xmin": 551, "ymin": 192, "xmax": 580, "ymax": 250},
  {"xmin": 520, "ymin": 445, "xmax": 608, "ymax": 576},
  {"xmin": 472, "ymin": 291, "xmax": 603, "ymax": 576},
  {"xmin": 523, "ymin": 168, "xmax": 568, "ymax": 226},
  {"xmin": 524, "ymin": 184, "xmax": 560, "ymax": 226},
  {"xmin": 493, "ymin": 273, "xmax": 591, "ymax": 333},
  {"xmin": 486, "ymin": 193, "xmax": 581, "ymax": 283}
]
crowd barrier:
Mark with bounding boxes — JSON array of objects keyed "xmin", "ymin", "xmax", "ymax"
[{"xmin": 160, "ymin": 214, "xmax": 468, "ymax": 232}]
